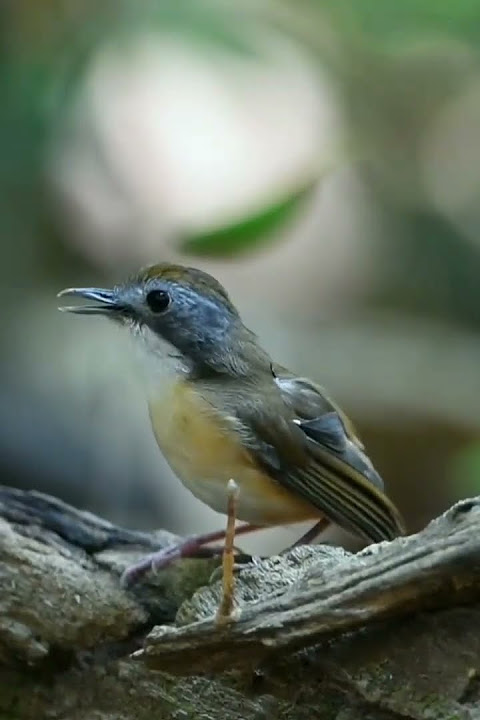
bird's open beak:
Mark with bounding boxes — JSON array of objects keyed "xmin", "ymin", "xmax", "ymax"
[{"xmin": 57, "ymin": 287, "xmax": 122, "ymax": 315}]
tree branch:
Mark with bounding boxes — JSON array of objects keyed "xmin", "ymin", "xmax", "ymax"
[
  {"xmin": 144, "ymin": 498, "xmax": 480, "ymax": 673},
  {"xmin": 1, "ymin": 485, "xmax": 480, "ymax": 720}
]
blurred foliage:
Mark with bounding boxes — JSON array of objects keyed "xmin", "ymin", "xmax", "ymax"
[
  {"xmin": 366, "ymin": 208, "xmax": 480, "ymax": 330},
  {"xmin": 451, "ymin": 443, "xmax": 480, "ymax": 496},
  {"xmin": 331, "ymin": 0, "xmax": 480, "ymax": 45},
  {"xmin": 2, "ymin": 0, "xmax": 480, "ymax": 269}
]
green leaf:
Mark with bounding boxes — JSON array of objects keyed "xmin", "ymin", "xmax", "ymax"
[
  {"xmin": 180, "ymin": 178, "xmax": 317, "ymax": 257},
  {"xmin": 450, "ymin": 443, "xmax": 480, "ymax": 497}
]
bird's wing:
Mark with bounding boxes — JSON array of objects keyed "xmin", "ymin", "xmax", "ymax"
[
  {"xmin": 236, "ymin": 371, "xmax": 405, "ymax": 543},
  {"xmin": 271, "ymin": 362, "xmax": 365, "ymax": 449}
]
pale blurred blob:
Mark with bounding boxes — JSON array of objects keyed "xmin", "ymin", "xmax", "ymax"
[
  {"xmin": 51, "ymin": 31, "xmax": 337, "ymax": 256},
  {"xmin": 421, "ymin": 73, "xmax": 480, "ymax": 248}
]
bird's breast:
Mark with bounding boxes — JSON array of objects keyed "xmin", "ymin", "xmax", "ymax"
[{"xmin": 147, "ymin": 380, "xmax": 319, "ymax": 525}]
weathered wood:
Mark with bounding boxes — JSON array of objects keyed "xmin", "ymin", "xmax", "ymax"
[
  {"xmin": 144, "ymin": 499, "xmax": 480, "ymax": 673},
  {"xmin": 1, "ymin": 485, "xmax": 480, "ymax": 720}
]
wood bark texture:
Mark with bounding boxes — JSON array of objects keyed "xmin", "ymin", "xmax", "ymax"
[{"xmin": 1, "ymin": 485, "xmax": 480, "ymax": 720}]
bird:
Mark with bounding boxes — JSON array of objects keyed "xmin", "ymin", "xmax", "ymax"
[{"xmin": 58, "ymin": 263, "xmax": 405, "ymax": 614}]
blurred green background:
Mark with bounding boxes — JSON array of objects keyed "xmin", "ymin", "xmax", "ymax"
[{"xmin": 2, "ymin": 0, "xmax": 480, "ymax": 554}]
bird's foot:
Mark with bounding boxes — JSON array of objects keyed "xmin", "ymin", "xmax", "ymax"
[
  {"xmin": 120, "ymin": 540, "xmax": 218, "ymax": 588},
  {"xmin": 120, "ymin": 518, "xmax": 262, "ymax": 589}
]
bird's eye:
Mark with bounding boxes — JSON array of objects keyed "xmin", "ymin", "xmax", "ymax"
[{"xmin": 146, "ymin": 289, "xmax": 170, "ymax": 313}]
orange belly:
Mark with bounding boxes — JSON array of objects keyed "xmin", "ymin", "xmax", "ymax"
[{"xmin": 147, "ymin": 380, "xmax": 320, "ymax": 526}]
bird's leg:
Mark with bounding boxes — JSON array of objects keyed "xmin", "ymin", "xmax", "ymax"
[
  {"xmin": 290, "ymin": 518, "xmax": 331, "ymax": 547},
  {"xmin": 216, "ymin": 479, "xmax": 240, "ymax": 624},
  {"xmin": 121, "ymin": 518, "xmax": 261, "ymax": 588}
]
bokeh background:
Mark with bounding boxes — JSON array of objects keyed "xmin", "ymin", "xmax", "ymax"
[{"xmin": 2, "ymin": 0, "xmax": 480, "ymax": 555}]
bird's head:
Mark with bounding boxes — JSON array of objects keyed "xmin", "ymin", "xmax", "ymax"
[{"xmin": 58, "ymin": 263, "xmax": 266, "ymax": 377}]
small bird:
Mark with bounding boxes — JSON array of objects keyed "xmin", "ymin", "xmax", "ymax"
[{"xmin": 58, "ymin": 263, "xmax": 405, "ymax": 609}]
